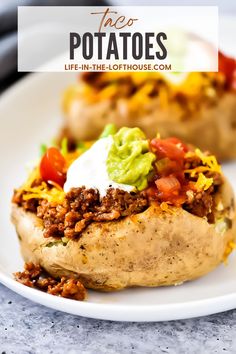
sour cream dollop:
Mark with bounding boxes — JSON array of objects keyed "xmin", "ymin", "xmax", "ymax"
[{"xmin": 64, "ymin": 136, "xmax": 135, "ymax": 197}]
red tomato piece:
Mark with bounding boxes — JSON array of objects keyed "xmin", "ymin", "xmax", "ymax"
[
  {"xmin": 219, "ymin": 51, "xmax": 236, "ymax": 89},
  {"xmin": 155, "ymin": 158, "xmax": 184, "ymax": 179},
  {"xmin": 155, "ymin": 176, "xmax": 181, "ymax": 200},
  {"xmin": 150, "ymin": 138, "xmax": 185, "ymax": 161},
  {"xmin": 163, "ymin": 137, "xmax": 189, "ymax": 153},
  {"xmin": 40, "ymin": 147, "xmax": 66, "ymax": 187}
]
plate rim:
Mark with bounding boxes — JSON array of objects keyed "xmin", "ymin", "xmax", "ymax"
[{"xmin": 1, "ymin": 271, "xmax": 236, "ymax": 322}]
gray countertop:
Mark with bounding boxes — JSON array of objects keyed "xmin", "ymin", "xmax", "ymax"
[{"xmin": 0, "ymin": 284, "xmax": 235, "ymax": 353}]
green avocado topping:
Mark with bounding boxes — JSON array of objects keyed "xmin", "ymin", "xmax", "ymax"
[
  {"xmin": 99, "ymin": 123, "xmax": 117, "ymax": 138},
  {"xmin": 106, "ymin": 127, "xmax": 156, "ymax": 191}
]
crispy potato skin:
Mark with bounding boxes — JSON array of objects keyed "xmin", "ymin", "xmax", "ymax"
[
  {"xmin": 11, "ymin": 179, "xmax": 235, "ymax": 291},
  {"xmin": 66, "ymin": 92, "xmax": 236, "ymax": 161}
]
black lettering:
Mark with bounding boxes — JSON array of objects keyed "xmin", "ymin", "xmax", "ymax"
[
  {"xmin": 94, "ymin": 32, "xmax": 106, "ymax": 59},
  {"xmin": 106, "ymin": 33, "xmax": 119, "ymax": 59},
  {"xmin": 145, "ymin": 33, "xmax": 154, "ymax": 60},
  {"xmin": 82, "ymin": 32, "xmax": 93, "ymax": 60},
  {"xmin": 132, "ymin": 32, "xmax": 143, "ymax": 60},
  {"xmin": 70, "ymin": 32, "xmax": 81, "ymax": 60},
  {"xmin": 156, "ymin": 32, "xmax": 167, "ymax": 60},
  {"xmin": 119, "ymin": 32, "xmax": 131, "ymax": 59}
]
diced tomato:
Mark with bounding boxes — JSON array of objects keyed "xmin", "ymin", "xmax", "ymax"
[
  {"xmin": 219, "ymin": 51, "xmax": 236, "ymax": 89},
  {"xmin": 146, "ymin": 177, "xmax": 189, "ymax": 206},
  {"xmin": 145, "ymin": 185, "xmax": 159, "ymax": 200},
  {"xmin": 148, "ymin": 137, "xmax": 190, "ymax": 203},
  {"xmin": 150, "ymin": 138, "xmax": 186, "ymax": 161},
  {"xmin": 40, "ymin": 147, "xmax": 66, "ymax": 187},
  {"xmin": 155, "ymin": 176, "xmax": 181, "ymax": 199},
  {"xmin": 155, "ymin": 158, "xmax": 185, "ymax": 179},
  {"xmin": 163, "ymin": 137, "xmax": 189, "ymax": 153}
]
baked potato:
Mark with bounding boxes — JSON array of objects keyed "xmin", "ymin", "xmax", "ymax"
[
  {"xmin": 11, "ymin": 127, "xmax": 236, "ymax": 295},
  {"xmin": 63, "ymin": 53, "xmax": 236, "ymax": 161}
]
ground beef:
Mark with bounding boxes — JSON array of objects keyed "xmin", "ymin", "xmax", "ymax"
[
  {"xmin": 183, "ymin": 172, "xmax": 222, "ymax": 222},
  {"xmin": 13, "ymin": 170, "xmax": 223, "ymax": 239},
  {"xmin": 12, "ymin": 190, "xmax": 39, "ymax": 213},
  {"xmin": 36, "ymin": 187, "xmax": 148, "ymax": 239},
  {"xmin": 184, "ymin": 155, "xmax": 202, "ymax": 170},
  {"xmin": 12, "ymin": 178, "xmax": 44, "ymax": 213},
  {"xmin": 14, "ymin": 263, "xmax": 86, "ymax": 301},
  {"xmin": 183, "ymin": 186, "xmax": 215, "ymax": 220}
]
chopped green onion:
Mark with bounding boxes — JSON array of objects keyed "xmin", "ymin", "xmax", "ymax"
[
  {"xmin": 40, "ymin": 144, "xmax": 47, "ymax": 156},
  {"xmin": 77, "ymin": 141, "xmax": 88, "ymax": 153},
  {"xmin": 77, "ymin": 141, "xmax": 85, "ymax": 149},
  {"xmin": 61, "ymin": 137, "xmax": 68, "ymax": 156}
]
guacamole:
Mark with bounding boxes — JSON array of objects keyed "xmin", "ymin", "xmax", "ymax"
[
  {"xmin": 99, "ymin": 123, "xmax": 117, "ymax": 138},
  {"xmin": 107, "ymin": 127, "xmax": 156, "ymax": 191}
]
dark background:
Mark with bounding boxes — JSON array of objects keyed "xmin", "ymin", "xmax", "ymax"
[{"xmin": 0, "ymin": 0, "xmax": 108, "ymax": 93}]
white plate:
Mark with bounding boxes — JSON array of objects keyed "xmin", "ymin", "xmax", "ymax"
[
  {"xmin": 0, "ymin": 71, "xmax": 236, "ymax": 322},
  {"xmin": 1, "ymin": 13, "xmax": 236, "ymax": 320}
]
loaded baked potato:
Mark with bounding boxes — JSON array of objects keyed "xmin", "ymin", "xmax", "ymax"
[
  {"xmin": 12, "ymin": 126, "xmax": 235, "ymax": 299},
  {"xmin": 63, "ymin": 52, "xmax": 236, "ymax": 161}
]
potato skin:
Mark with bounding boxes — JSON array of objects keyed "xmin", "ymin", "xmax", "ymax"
[
  {"xmin": 65, "ymin": 92, "xmax": 236, "ymax": 161},
  {"xmin": 11, "ymin": 179, "xmax": 235, "ymax": 291}
]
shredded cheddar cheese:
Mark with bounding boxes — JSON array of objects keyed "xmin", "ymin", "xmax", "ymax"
[
  {"xmin": 21, "ymin": 167, "xmax": 40, "ymax": 190},
  {"xmin": 185, "ymin": 149, "xmax": 221, "ymax": 179},
  {"xmin": 98, "ymin": 84, "xmax": 118, "ymax": 100},
  {"xmin": 158, "ymin": 87, "xmax": 169, "ymax": 108},
  {"xmin": 62, "ymin": 71, "xmax": 226, "ymax": 117},
  {"xmin": 229, "ymin": 241, "xmax": 236, "ymax": 249},
  {"xmin": 195, "ymin": 149, "xmax": 221, "ymax": 173},
  {"xmin": 129, "ymin": 83, "xmax": 154, "ymax": 109},
  {"xmin": 184, "ymin": 148, "xmax": 221, "ymax": 192},
  {"xmin": 18, "ymin": 145, "xmax": 91, "ymax": 205},
  {"xmin": 19, "ymin": 167, "xmax": 65, "ymax": 204},
  {"xmin": 160, "ymin": 202, "xmax": 169, "ymax": 211},
  {"xmin": 22, "ymin": 182, "xmax": 65, "ymax": 204},
  {"xmin": 195, "ymin": 173, "xmax": 213, "ymax": 191},
  {"xmin": 224, "ymin": 240, "xmax": 236, "ymax": 264}
]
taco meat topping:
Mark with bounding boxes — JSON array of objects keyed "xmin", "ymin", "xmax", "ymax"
[
  {"xmin": 14, "ymin": 262, "xmax": 86, "ymax": 301},
  {"xmin": 13, "ymin": 187, "xmax": 148, "ymax": 239},
  {"xmin": 39, "ymin": 187, "xmax": 148, "ymax": 239},
  {"xmin": 12, "ymin": 128, "xmax": 224, "ymax": 239},
  {"xmin": 13, "ymin": 169, "xmax": 222, "ymax": 240}
]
